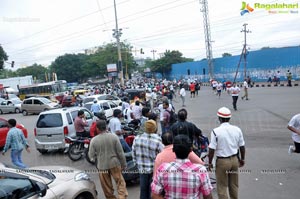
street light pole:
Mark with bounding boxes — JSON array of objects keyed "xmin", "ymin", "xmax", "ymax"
[{"xmin": 113, "ymin": 0, "xmax": 124, "ymax": 86}]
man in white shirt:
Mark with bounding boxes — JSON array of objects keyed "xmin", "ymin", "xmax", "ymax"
[
  {"xmin": 229, "ymin": 82, "xmax": 241, "ymax": 111},
  {"xmin": 132, "ymin": 100, "xmax": 142, "ymax": 121},
  {"xmin": 108, "ymin": 109, "xmax": 131, "ymax": 152},
  {"xmin": 241, "ymin": 79, "xmax": 249, "ymax": 100},
  {"xmin": 287, "ymin": 114, "xmax": 300, "ymax": 154},
  {"xmin": 208, "ymin": 107, "xmax": 245, "ymax": 199},
  {"xmin": 179, "ymin": 85, "xmax": 186, "ymax": 107}
]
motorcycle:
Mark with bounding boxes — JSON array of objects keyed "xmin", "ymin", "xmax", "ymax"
[{"xmin": 65, "ymin": 136, "xmax": 94, "ymax": 164}]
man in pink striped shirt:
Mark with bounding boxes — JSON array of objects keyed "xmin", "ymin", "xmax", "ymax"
[
  {"xmin": 151, "ymin": 135, "xmax": 213, "ymax": 199},
  {"xmin": 153, "ymin": 132, "xmax": 204, "ymax": 176}
]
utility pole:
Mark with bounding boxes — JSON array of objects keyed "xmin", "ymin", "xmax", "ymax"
[
  {"xmin": 199, "ymin": 0, "xmax": 214, "ymax": 80},
  {"xmin": 241, "ymin": 23, "xmax": 251, "ymax": 79},
  {"xmin": 233, "ymin": 24, "xmax": 251, "ymax": 83},
  {"xmin": 150, "ymin": 49, "xmax": 157, "ymax": 60},
  {"xmin": 113, "ymin": 0, "xmax": 123, "ymax": 86}
]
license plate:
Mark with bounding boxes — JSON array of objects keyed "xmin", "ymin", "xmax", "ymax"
[
  {"xmin": 84, "ymin": 144, "xmax": 89, "ymax": 148},
  {"xmin": 45, "ymin": 145, "xmax": 58, "ymax": 150}
]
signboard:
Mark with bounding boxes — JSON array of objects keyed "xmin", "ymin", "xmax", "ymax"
[
  {"xmin": 108, "ymin": 72, "xmax": 118, "ymax": 77},
  {"xmin": 107, "ymin": 64, "xmax": 117, "ymax": 72}
]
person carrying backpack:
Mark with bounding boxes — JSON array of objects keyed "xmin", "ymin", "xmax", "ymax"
[{"xmin": 162, "ymin": 101, "xmax": 174, "ymax": 135}]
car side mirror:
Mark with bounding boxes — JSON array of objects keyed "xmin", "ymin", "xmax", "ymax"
[{"xmin": 35, "ymin": 181, "xmax": 47, "ymax": 197}]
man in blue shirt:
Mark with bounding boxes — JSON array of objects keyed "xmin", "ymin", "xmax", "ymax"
[
  {"xmin": 90, "ymin": 99, "xmax": 102, "ymax": 114},
  {"xmin": 2, "ymin": 119, "xmax": 30, "ymax": 168}
]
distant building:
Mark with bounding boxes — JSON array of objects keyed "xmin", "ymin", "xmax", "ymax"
[{"xmin": 170, "ymin": 46, "xmax": 300, "ymax": 82}]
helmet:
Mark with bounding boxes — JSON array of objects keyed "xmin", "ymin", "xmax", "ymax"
[
  {"xmin": 217, "ymin": 107, "xmax": 231, "ymax": 118},
  {"xmin": 93, "ymin": 99, "xmax": 97, "ymax": 103}
]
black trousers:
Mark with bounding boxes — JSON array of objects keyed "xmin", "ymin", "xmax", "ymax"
[{"xmin": 232, "ymin": 96, "xmax": 238, "ymax": 110}]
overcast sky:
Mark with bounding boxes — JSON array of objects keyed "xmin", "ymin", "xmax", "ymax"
[{"xmin": 0, "ymin": 0, "xmax": 299, "ymax": 70}]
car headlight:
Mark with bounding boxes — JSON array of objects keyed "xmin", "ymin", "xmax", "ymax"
[{"xmin": 75, "ymin": 172, "xmax": 91, "ymax": 181}]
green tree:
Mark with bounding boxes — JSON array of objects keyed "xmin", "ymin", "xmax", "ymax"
[
  {"xmin": 0, "ymin": 45, "xmax": 8, "ymax": 70},
  {"xmin": 49, "ymin": 53, "xmax": 88, "ymax": 82},
  {"xmin": 222, "ymin": 52, "xmax": 232, "ymax": 57},
  {"xmin": 49, "ymin": 42, "xmax": 137, "ymax": 83},
  {"xmin": 16, "ymin": 63, "xmax": 48, "ymax": 82},
  {"xmin": 150, "ymin": 50, "xmax": 193, "ymax": 77}
]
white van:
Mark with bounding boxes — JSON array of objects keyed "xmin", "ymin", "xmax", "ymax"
[{"xmin": 34, "ymin": 107, "xmax": 96, "ymax": 154}]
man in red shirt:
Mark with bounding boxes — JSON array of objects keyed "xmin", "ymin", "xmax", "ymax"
[
  {"xmin": 74, "ymin": 110, "xmax": 89, "ymax": 137},
  {"xmin": 189, "ymin": 82, "xmax": 196, "ymax": 98}
]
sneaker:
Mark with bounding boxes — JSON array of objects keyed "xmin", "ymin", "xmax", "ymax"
[{"xmin": 288, "ymin": 145, "xmax": 294, "ymax": 155}]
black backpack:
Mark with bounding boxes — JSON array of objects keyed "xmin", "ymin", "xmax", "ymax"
[{"xmin": 166, "ymin": 109, "xmax": 178, "ymax": 125}]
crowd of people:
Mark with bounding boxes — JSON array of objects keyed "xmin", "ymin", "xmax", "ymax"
[{"xmin": 2, "ymin": 76, "xmax": 299, "ymax": 199}]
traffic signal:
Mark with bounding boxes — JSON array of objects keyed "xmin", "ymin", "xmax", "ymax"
[
  {"xmin": 11, "ymin": 61, "xmax": 14, "ymax": 68},
  {"xmin": 140, "ymin": 48, "xmax": 144, "ymax": 54}
]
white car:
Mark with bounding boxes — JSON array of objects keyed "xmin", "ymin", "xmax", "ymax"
[
  {"xmin": 84, "ymin": 100, "xmax": 122, "ymax": 120},
  {"xmin": 0, "ymin": 162, "xmax": 97, "ymax": 199},
  {"xmin": 83, "ymin": 94, "xmax": 122, "ymax": 107},
  {"xmin": 0, "ymin": 99, "xmax": 22, "ymax": 114}
]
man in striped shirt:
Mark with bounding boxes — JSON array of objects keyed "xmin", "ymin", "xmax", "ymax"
[
  {"xmin": 132, "ymin": 120, "xmax": 164, "ymax": 199},
  {"xmin": 151, "ymin": 134, "xmax": 213, "ymax": 199}
]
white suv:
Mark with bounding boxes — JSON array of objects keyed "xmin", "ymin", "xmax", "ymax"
[
  {"xmin": 34, "ymin": 107, "xmax": 96, "ymax": 154},
  {"xmin": 83, "ymin": 100, "xmax": 121, "ymax": 121}
]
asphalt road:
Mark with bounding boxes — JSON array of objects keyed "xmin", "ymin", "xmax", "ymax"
[{"xmin": 1, "ymin": 85, "xmax": 300, "ymax": 199}]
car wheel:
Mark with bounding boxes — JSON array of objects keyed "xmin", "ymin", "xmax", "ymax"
[
  {"xmin": 22, "ymin": 110, "xmax": 28, "ymax": 116},
  {"xmin": 44, "ymin": 108, "xmax": 49, "ymax": 111},
  {"xmin": 37, "ymin": 149, "xmax": 47, "ymax": 154},
  {"xmin": 15, "ymin": 108, "xmax": 20, "ymax": 113}
]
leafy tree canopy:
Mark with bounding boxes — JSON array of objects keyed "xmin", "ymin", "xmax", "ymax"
[
  {"xmin": 0, "ymin": 45, "xmax": 8, "ymax": 69},
  {"xmin": 150, "ymin": 50, "xmax": 193, "ymax": 77},
  {"xmin": 222, "ymin": 52, "xmax": 232, "ymax": 57},
  {"xmin": 16, "ymin": 63, "xmax": 48, "ymax": 82}
]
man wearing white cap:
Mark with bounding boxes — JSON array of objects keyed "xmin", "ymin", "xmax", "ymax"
[{"xmin": 208, "ymin": 107, "xmax": 246, "ymax": 199}]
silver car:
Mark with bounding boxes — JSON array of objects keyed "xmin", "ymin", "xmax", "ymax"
[
  {"xmin": 0, "ymin": 99, "xmax": 22, "ymax": 114},
  {"xmin": 0, "ymin": 162, "xmax": 98, "ymax": 199}
]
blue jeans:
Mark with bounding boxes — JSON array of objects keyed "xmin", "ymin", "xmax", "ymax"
[
  {"xmin": 139, "ymin": 173, "xmax": 153, "ymax": 199},
  {"xmin": 11, "ymin": 149, "xmax": 27, "ymax": 169},
  {"xmin": 120, "ymin": 139, "xmax": 131, "ymax": 153}
]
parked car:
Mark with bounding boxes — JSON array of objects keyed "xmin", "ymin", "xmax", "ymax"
[
  {"xmin": 61, "ymin": 95, "xmax": 75, "ymax": 107},
  {"xmin": 21, "ymin": 97, "xmax": 60, "ymax": 116},
  {"xmin": 83, "ymin": 100, "xmax": 121, "ymax": 121},
  {"xmin": 0, "ymin": 162, "xmax": 98, "ymax": 199},
  {"xmin": 83, "ymin": 94, "xmax": 122, "ymax": 106},
  {"xmin": 0, "ymin": 117, "xmax": 28, "ymax": 148},
  {"xmin": 0, "ymin": 99, "xmax": 22, "ymax": 114},
  {"xmin": 34, "ymin": 107, "xmax": 96, "ymax": 154}
]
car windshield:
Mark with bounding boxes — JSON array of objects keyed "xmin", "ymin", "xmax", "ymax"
[
  {"xmin": 39, "ymin": 97, "xmax": 52, "ymax": 104},
  {"xmin": 37, "ymin": 113, "xmax": 63, "ymax": 127},
  {"xmin": 83, "ymin": 97, "xmax": 95, "ymax": 104},
  {"xmin": 11, "ymin": 99, "xmax": 22, "ymax": 104}
]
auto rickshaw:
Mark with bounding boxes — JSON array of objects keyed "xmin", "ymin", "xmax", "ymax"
[{"xmin": 124, "ymin": 89, "xmax": 146, "ymax": 104}]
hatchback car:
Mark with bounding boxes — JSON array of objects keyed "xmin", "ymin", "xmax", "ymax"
[
  {"xmin": 21, "ymin": 97, "xmax": 60, "ymax": 116},
  {"xmin": 83, "ymin": 100, "xmax": 121, "ymax": 121},
  {"xmin": 0, "ymin": 162, "xmax": 97, "ymax": 199},
  {"xmin": 0, "ymin": 117, "xmax": 28, "ymax": 148},
  {"xmin": 34, "ymin": 107, "xmax": 96, "ymax": 154},
  {"xmin": 83, "ymin": 94, "xmax": 122, "ymax": 106},
  {"xmin": 0, "ymin": 99, "xmax": 22, "ymax": 114}
]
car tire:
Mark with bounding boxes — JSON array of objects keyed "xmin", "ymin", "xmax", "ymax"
[
  {"xmin": 37, "ymin": 149, "xmax": 47, "ymax": 154},
  {"xmin": 15, "ymin": 108, "xmax": 20, "ymax": 113},
  {"xmin": 22, "ymin": 110, "xmax": 28, "ymax": 116}
]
